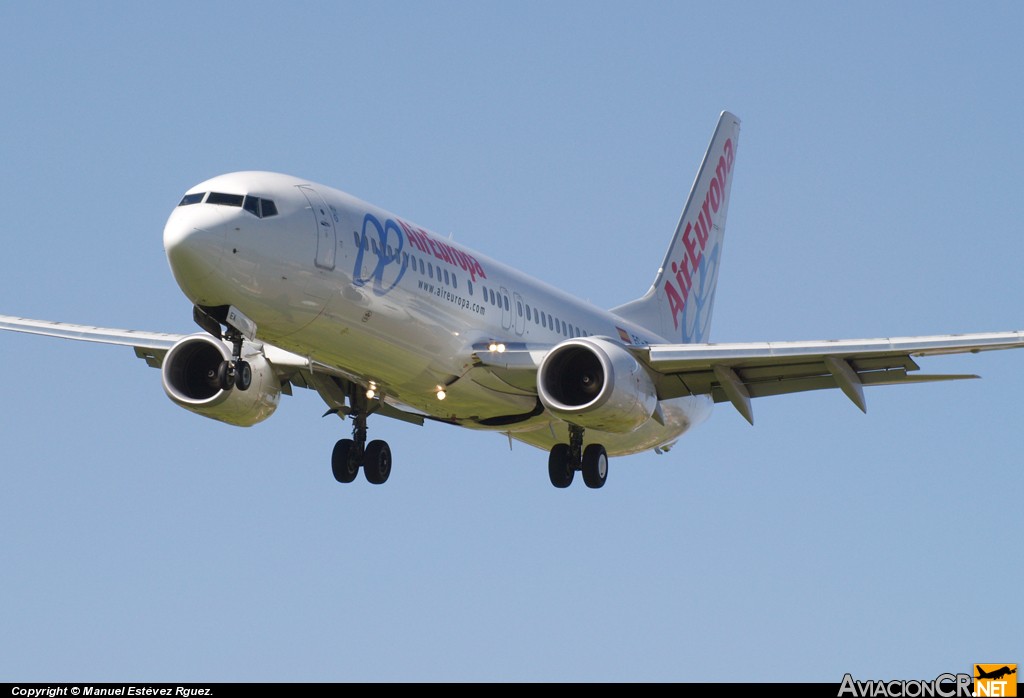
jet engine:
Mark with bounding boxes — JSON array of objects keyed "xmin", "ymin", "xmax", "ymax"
[
  {"xmin": 161, "ymin": 333, "xmax": 280, "ymax": 427},
  {"xmin": 537, "ymin": 337, "xmax": 658, "ymax": 433}
]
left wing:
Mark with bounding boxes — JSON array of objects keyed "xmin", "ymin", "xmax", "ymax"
[
  {"xmin": 642, "ymin": 331, "xmax": 1024, "ymax": 424},
  {"xmin": 470, "ymin": 330, "xmax": 1024, "ymax": 425}
]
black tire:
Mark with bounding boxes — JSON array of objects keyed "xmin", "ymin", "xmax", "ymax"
[
  {"xmin": 216, "ymin": 360, "xmax": 233, "ymax": 391},
  {"xmin": 548, "ymin": 444, "xmax": 574, "ymax": 488},
  {"xmin": 234, "ymin": 360, "xmax": 252, "ymax": 391},
  {"xmin": 332, "ymin": 439, "xmax": 359, "ymax": 483},
  {"xmin": 582, "ymin": 444, "xmax": 608, "ymax": 489},
  {"xmin": 363, "ymin": 440, "xmax": 392, "ymax": 485}
]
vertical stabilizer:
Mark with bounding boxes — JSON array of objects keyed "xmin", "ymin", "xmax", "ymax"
[{"xmin": 612, "ymin": 111, "xmax": 740, "ymax": 343}]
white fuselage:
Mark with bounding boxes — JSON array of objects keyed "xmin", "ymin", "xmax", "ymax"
[{"xmin": 163, "ymin": 171, "xmax": 712, "ymax": 455}]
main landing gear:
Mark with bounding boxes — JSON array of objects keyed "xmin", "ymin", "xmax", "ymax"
[
  {"xmin": 332, "ymin": 385, "xmax": 393, "ymax": 486},
  {"xmin": 548, "ymin": 424, "xmax": 608, "ymax": 489}
]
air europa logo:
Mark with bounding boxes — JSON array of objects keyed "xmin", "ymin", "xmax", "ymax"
[
  {"xmin": 397, "ymin": 220, "xmax": 488, "ymax": 283},
  {"xmin": 663, "ymin": 136, "xmax": 735, "ymax": 339},
  {"xmin": 352, "ymin": 212, "xmax": 488, "ymax": 297}
]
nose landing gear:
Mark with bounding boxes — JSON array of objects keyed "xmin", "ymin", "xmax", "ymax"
[
  {"xmin": 194, "ymin": 304, "xmax": 254, "ymax": 392},
  {"xmin": 215, "ymin": 329, "xmax": 252, "ymax": 391}
]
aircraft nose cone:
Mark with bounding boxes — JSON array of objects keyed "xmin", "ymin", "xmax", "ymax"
[{"xmin": 163, "ymin": 207, "xmax": 228, "ymax": 305}]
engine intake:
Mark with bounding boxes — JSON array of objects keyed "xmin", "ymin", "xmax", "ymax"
[
  {"xmin": 161, "ymin": 333, "xmax": 280, "ymax": 427},
  {"xmin": 537, "ymin": 337, "xmax": 658, "ymax": 433}
]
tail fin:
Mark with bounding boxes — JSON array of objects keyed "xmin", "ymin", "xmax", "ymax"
[{"xmin": 612, "ymin": 111, "xmax": 740, "ymax": 343}]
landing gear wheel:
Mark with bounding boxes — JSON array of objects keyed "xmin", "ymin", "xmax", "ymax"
[
  {"xmin": 363, "ymin": 440, "xmax": 392, "ymax": 485},
  {"xmin": 581, "ymin": 444, "xmax": 608, "ymax": 489},
  {"xmin": 234, "ymin": 360, "xmax": 252, "ymax": 391},
  {"xmin": 548, "ymin": 444, "xmax": 574, "ymax": 488},
  {"xmin": 216, "ymin": 360, "xmax": 233, "ymax": 391},
  {"xmin": 332, "ymin": 439, "xmax": 359, "ymax": 483}
]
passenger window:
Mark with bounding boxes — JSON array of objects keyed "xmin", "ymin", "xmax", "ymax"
[
  {"xmin": 467, "ymin": 281, "xmax": 473, "ymax": 295},
  {"xmin": 503, "ymin": 296, "xmax": 510, "ymax": 312},
  {"xmin": 260, "ymin": 199, "xmax": 278, "ymax": 217},
  {"xmin": 516, "ymin": 301, "xmax": 523, "ymax": 317},
  {"xmin": 178, "ymin": 192, "xmax": 206, "ymax": 206},
  {"xmin": 243, "ymin": 196, "xmax": 260, "ymax": 217},
  {"xmin": 452, "ymin": 275, "xmax": 458, "ymax": 289},
  {"xmin": 428, "ymin": 264, "xmax": 434, "ymax": 279},
  {"xmin": 443, "ymin": 269, "xmax": 450, "ymax": 285}
]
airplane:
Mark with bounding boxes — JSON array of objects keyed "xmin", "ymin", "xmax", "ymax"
[
  {"xmin": 976, "ymin": 666, "xmax": 1017, "ymax": 681},
  {"xmin": 3, "ymin": 111, "xmax": 1024, "ymax": 489}
]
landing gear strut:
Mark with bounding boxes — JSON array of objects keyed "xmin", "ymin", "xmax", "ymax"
[
  {"xmin": 548, "ymin": 425, "xmax": 607, "ymax": 489},
  {"xmin": 331, "ymin": 384, "xmax": 393, "ymax": 485}
]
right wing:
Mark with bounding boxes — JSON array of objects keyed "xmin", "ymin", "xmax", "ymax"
[
  {"xmin": 0, "ymin": 314, "xmax": 426, "ymax": 426},
  {"xmin": 0, "ymin": 314, "xmax": 182, "ymax": 367}
]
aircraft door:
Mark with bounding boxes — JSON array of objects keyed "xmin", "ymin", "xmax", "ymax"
[
  {"xmin": 513, "ymin": 291, "xmax": 526, "ymax": 336},
  {"xmin": 298, "ymin": 185, "xmax": 337, "ymax": 270},
  {"xmin": 500, "ymin": 286, "xmax": 512, "ymax": 331}
]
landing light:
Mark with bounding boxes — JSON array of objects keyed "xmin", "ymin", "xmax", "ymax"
[
  {"xmin": 366, "ymin": 382, "xmax": 378, "ymax": 399},
  {"xmin": 488, "ymin": 342, "xmax": 506, "ymax": 353},
  {"xmin": 436, "ymin": 386, "xmax": 447, "ymax": 401}
]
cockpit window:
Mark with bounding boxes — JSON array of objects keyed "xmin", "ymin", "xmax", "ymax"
[
  {"xmin": 207, "ymin": 192, "xmax": 244, "ymax": 207},
  {"xmin": 179, "ymin": 190, "xmax": 278, "ymax": 217},
  {"xmin": 178, "ymin": 192, "xmax": 206, "ymax": 206},
  {"xmin": 241, "ymin": 195, "xmax": 279, "ymax": 218},
  {"xmin": 243, "ymin": 196, "xmax": 259, "ymax": 217}
]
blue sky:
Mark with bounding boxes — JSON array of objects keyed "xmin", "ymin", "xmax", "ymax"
[{"xmin": 1, "ymin": 1, "xmax": 1021, "ymax": 682}]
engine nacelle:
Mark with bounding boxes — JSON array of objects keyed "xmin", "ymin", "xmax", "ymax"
[
  {"xmin": 161, "ymin": 333, "xmax": 280, "ymax": 427},
  {"xmin": 537, "ymin": 337, "xmax": 658, "ymax": 433}
]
